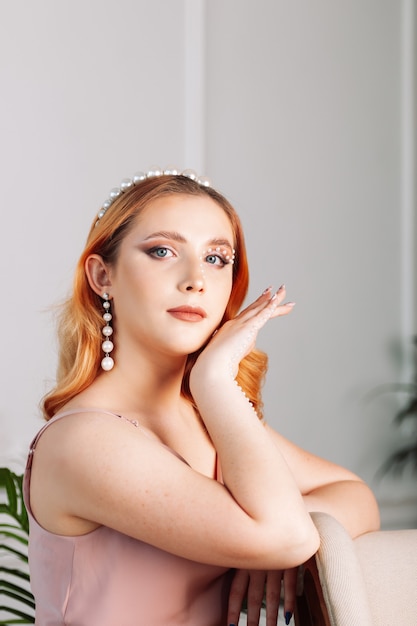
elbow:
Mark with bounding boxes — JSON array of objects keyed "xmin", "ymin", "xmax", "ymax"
[
  {"xmin": 250, "ymin": 515, "xmax": 320, "ymax": 570},
  {"xmin": 367, "ymin": 490, "xmax": 381, "ymax": 532},
  {"xmin": 283, "ymin": 516, "xmax": 320, "ymax": 566},
  {"xmin": 355, "ymin": 491, "xmax": 381, "ymax": 536}
]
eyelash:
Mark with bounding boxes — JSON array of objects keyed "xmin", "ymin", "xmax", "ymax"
[
  {"xmin": 147, "ymin": 246, "xmax": 229, "ymax": 267},
  {"xmin": 147, "ymin": 246, "xmax": 174, "ymax": 259},
  {"xmin": 205, "ymin": 253, "xmax": 228, "ymax": 267}
]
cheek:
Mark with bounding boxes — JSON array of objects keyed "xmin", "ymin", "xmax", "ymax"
[{"xmin": 215, "ymin": 275, "xmax": 233, "ymax": 310}]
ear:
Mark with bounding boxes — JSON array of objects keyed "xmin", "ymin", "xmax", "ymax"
[{"xmin": 85, "ymin": 254, "xmax": 113, "ymax": 297}]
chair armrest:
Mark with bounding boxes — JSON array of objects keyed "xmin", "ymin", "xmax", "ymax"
[
  {"xmin": 295, "ymin": 512, "xmax": 373, "ymax": 625},
  {"xmin": 295, "ymin": 512, "xmax": 417, "ymax": 626}
]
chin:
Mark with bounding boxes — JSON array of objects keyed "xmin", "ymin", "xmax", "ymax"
[
  {"xmin": 157, "ymin": 325, "xmax": 216, "ymax": 358},
  {"xmin": 171, "ymin": 336, "xmax": 212, "ymax": 357}
]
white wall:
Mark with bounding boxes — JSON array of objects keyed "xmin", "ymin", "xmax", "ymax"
[
  {"xmin": 206, "ymin": 0, "xmax": 416, "ymax": 527},
  {"xmin": 0, "ymin": 0, "xmax": 415, "ymax": 527}
]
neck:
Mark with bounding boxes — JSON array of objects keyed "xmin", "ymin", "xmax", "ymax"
[{"xmin": 89, "ymin": 343, "xmax": 191, "ymax": 417}]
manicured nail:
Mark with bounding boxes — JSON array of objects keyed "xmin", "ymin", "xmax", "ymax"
[
  {"xmin": 285, "ymin": 611, "xmax": 293, "ymax": 625},
  {"xmin": 262, "ymin": 286, "xmax": 272, "ymax": 295},
  {"xmin": 278, "ymin": 283, "xmax": 286, "ymax": 291},
  {"xmin": 286, "ymin": 301, "xmax": 296, "ymax": 307}
]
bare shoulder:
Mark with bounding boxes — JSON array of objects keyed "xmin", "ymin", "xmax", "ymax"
[
  {"xmin": 32, "ymin": 408, "xmax": 173, "ymax": 484},
  {"xmin": 33, "ymin": 410, "xmax": 138, "ymax": 471},
  {"xmin": 30, "ymin": 410, "xmax": 168, "ymax": 535},
  {"xmin": 36, "ymin": 409, "xmax": 138, "ymax": 450}
]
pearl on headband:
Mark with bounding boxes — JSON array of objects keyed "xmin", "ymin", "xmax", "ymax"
[{"xmin": 95, "ymin": 166, "xmax": 212, "ymax": 226}]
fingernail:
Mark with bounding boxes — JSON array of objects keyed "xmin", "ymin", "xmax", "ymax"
[
  {"xmin": 285, "ymin": 611, "xmax": 293, "ymax": 625},
  {"xmin": 286, "ymin": 301, "xmax": 296, "ymax": 307},
  {"xmin": 278, "ymin": 283, "xmax": 286, "ymax": 291},
  {"xmin": 262, "ymin": 286, "xmax": 272, "ymax": 295}
]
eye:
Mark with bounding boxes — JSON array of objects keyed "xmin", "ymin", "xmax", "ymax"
[
  {"xmin": 148, "ymin": 246, "xmax": 174, "ymax": 259},
  {"xmin": 205, "ymin": 254, "xmax": 226, "ymax": 267}
]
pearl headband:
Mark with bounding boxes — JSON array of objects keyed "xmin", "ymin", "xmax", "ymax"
[{"xmin": 95, "ymin": 166, "xmax": 212, "ymax": 227}]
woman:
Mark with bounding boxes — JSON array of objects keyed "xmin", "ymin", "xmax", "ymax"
[{"xmin": 24, "ymin": 167, "xmax": 379, "ymax": 626}]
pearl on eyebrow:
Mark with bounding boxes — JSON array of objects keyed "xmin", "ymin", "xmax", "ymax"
[
  {"xmin": 199, "ymin": 255, "xmax": 206, "ymax": 276},
  {"xmin": 202, "ymin": 246, "xmax": 236, "ymax": 264}
]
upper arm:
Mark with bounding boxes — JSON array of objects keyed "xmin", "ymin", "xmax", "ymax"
[
  {"xmin": 264, "ymin": 426, "xmax": 381, "ymax": 537},
  {"xmin": 264, "ymin": 423, "xmax": 362, "ymax": 494},
  {"xmin": 30, "ymin": 414, "xmax": 309, "ymax": 570}
]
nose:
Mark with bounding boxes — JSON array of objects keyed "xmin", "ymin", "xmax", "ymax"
[
  {"xmin": 179, "ymin": 276, "xmax": 205, "ymax": 293},
  {"xmin": 178, "ymin": 259, "xmax": 205, "ymax": 293}
]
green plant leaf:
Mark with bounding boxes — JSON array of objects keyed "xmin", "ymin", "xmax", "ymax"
[
  {"xmin": 394, "ymin": 394, "xmax": 417, "ymax": 424},
  {"xmin": 0, "ymin": 581, "xmax": 35, "ymax": 605},
  {"xmin": 0, "ymin": 566, "xmax": 31, "ymax": 582},
  {"xmin": 0, "ymin": 543, "xmax": 29, "ymax": 563},
  {"xmin": 0, "ymin": 468, "xmax": 18, "ymax": 518},
  {"xmin": 0, "ymin": 528, "xmax": 29, "ymax": 545},
  {"xmin": 0, "ymin": 522, "xmax": 27, "ymax": 532},
  {"xmin": 0, "ymin": 604, "xmax": 35, "ymax": 624},
  {"xmin": 377, "ymin": 446, "xmax": 417, "ymax": 479},
  {"xmin": 0, "ymin": 468, "xmax": 34, "ymax": 623},
  {"xmin": 0, "ymin": 469, "xmax": 29, "ymax": 532}
]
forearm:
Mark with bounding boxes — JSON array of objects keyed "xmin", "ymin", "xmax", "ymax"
[
  {"xmin": 189, "ymin": 288, "xmax": 320, "ymax": 562},
  {"xmin": 194, "ymin": 371, "xmax": 308, "ymax": 521},
  {"xmin": 303, "ymin": 479, "xmax": 380, "ymax": 538}
]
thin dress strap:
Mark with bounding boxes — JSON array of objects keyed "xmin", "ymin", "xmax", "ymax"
[
  {"xmin": 25, "ymin": 409, "xmax": 138, "ymax": 471},
  {"xmin": 25, "ymin": 408, "xmax": 190, "ymax": 471}
]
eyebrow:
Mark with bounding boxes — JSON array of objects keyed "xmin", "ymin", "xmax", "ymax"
[
  {"xmin": 143, "ymin": 231, "xmax": 234, "ymax": 249},
  {"xmin": 144, "ymin": 231, "xmax": 186, "ymax": 243}
]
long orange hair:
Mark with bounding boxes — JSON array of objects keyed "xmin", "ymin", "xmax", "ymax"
[{"xmin": 42, "ymin": 175, "xmax": 268, "ymax": 420}]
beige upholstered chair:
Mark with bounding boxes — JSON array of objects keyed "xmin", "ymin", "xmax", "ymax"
[{"xmin": 295, "ymin": 512, "xmax": 417, "ymax": 626}]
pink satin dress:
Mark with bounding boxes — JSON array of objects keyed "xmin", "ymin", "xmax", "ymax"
[{"xmin": 24, "ymin": 410, "xmax": 233, "ymax": 625}]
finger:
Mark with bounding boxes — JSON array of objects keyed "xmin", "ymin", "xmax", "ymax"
[
  {"xmin": 265, "ymin": 570, "xmax": 283, "ymax": 626},
  {"xmin": 254, "ymin": 286, "xmax": 292, "ymax": 321},
  {"xmin": 283, "ymin": 567, "xmax": 298, "ymax": 624},
  {"xmin": 227, "ymin": 569, "xmax": 249, "ymax": 626},
  {"xmin": 232, "ymin": 286, "xmax": 279, "ymax": 323},
  {"xmin": 246, "ymin": 571, "xmax": 266, "ymax": 626},
  {"xmin": 235, "ymin": 284, "xmax": 287, "ymax": 323},
  {"xmin": 225, "ymin": 288, "xmax": 290, "ymax": 369},
  {"xmin": 268, "ymin": 301, "xmax": 296, "ymax": 319},
  {"xmin": 248, "ymin": 288, "xmax": 288, "ymax": 332}
]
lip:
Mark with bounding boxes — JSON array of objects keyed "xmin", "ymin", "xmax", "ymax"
[{"xmin": 167, "ymin": 305, "xmax": 207, "ymax": 322}]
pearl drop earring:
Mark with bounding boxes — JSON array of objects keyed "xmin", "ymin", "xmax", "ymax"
[{"xmin": 101, "ymin": 293, "xmax": 114, "ymax": 371}]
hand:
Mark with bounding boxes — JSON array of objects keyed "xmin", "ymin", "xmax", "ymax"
[
  {"xmin": 227, "ymin": 568, "xmax": 298, "ymax": 626},
  {"xmin": 192, "ymin": 285, "xmax": 294, "ymax": 382}
]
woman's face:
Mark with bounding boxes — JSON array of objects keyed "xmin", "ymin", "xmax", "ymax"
[{"xmin": 107, "ymin": 193, "xmax": 235, "ymax": 360}]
